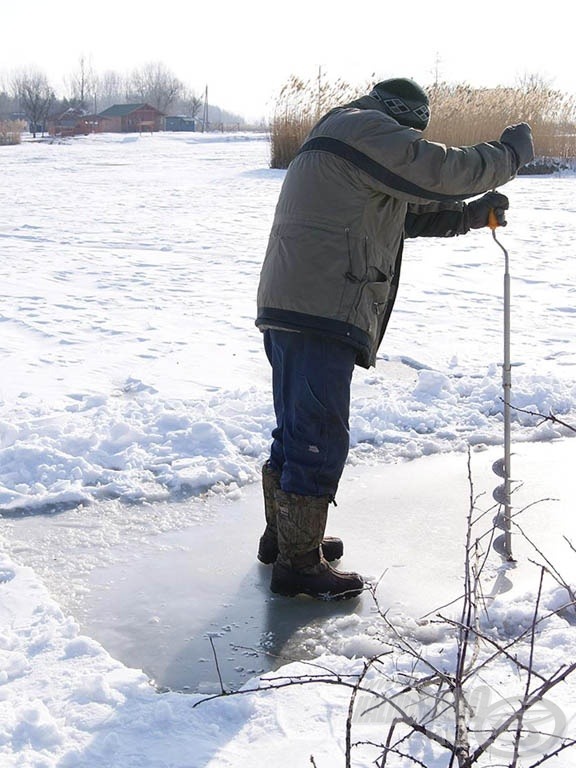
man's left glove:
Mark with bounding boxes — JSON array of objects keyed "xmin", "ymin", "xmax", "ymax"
[{"xmin": 467, "ymin": 191, "xmax": 509, "ymax": 229}]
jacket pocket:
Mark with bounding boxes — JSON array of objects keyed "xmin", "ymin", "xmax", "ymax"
[
  {"xmin": 336, "ymin": 229, "xmax": 368, "ymax": 319},
  {"xmin": 350, "ymin": 279, "xmax": 391, "ymax": 335}
]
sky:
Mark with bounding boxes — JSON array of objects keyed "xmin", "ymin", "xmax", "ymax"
[{"xmin": 1, "ymin": 0, "xmax": 574, "ymax": 121}]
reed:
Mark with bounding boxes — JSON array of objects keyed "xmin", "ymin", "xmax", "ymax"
[
  {"xmin": 0, "ymin": 120, "xmax": 25, "ymax": 146},
  {"xmin": 270, "ymin": 75, "xmax": 576, "ymax": 169}
]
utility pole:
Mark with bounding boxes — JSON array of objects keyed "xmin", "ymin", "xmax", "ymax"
[
  {"xmin": 202, "ymin": 85, "xmax": 209, "ymax": 132},
  {"xmin": 433, "ymin": 52, "xmax": 442, "ymax": 86}
]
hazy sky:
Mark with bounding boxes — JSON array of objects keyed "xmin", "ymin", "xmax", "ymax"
[{"xmin": 2, "ymin": 0, "xmax": 573, "ymax": 121}]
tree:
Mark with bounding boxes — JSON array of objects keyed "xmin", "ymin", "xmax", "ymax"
[
  {"xmin": 11, "ymin": 69, "xmax": 55, "ymax": 137},
  {"xmin": 177, "ymin": 88, "xmax": 203, "ymax": 119},
  {"xmin": 0, "ymin": 88, "xmax": 19, "ymax": 119},
  {"xmin": 128, "ymin": 61, "xmax": 183, "ymax": 113},
  {"xmin": 65, "ymin": 55, "xmax": 97, "ymax": 111},
  {"xmin": 94, "ymin": 70, "xmax": 127, "ymax": 112}
]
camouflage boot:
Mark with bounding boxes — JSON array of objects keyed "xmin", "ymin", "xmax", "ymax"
[
  {"xmin": 270, "ymin": 490, "xmax": 364, "ymax": 600},
  {"xmin": 257, "ymin": 462, "xmax": 344, "ymax": 565}
]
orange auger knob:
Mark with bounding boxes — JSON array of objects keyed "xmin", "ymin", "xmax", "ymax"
[{"xmin": 488, "ymin": 208, "xmax": 500, "ymax": 230}]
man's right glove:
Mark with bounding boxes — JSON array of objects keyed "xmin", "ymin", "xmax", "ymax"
[
  {"xmin": 499, "ymin": 123, "xmax": 534, "ymax": 170},
  {"xmin": 467, "ymin": 191, "xmax": 509, "ymax": 229}
]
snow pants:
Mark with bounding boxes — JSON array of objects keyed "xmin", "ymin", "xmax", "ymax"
[{"xmin": 263, "ymin": 329, "xmax": 356, "ymax": 498}]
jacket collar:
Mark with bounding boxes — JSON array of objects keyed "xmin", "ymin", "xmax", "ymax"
[{"xmin": 340, "ymin": 94, "xmax": 387, "ymax": 112}]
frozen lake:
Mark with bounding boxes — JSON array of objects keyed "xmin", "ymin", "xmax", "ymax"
[{"xmin": 6, "ymin": 438, "xmax": 574, "ymax": 693}]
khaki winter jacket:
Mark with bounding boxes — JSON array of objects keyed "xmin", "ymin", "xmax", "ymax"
[{"xmin": 256, "ymin": 95, "xmax": 518, "ymax": 368}]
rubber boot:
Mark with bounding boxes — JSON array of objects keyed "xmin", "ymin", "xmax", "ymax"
[
  {"xmin": 270, "ymin": 489, "xmax": 364, "ymax": 600},
  {"xmin": 257, "ymin": 462, "xmax": 344, "ymax": 564}
]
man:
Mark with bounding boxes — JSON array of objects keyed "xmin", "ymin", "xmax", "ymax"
[{"xmin": 255, "ymin": 77, "xmax": 534, "ymax": 601}]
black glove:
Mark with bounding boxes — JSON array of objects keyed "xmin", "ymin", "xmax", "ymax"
[
  {"xmin": 499, "ymin": 123, "xmax": 534, "ymax": 169},
  {"xmin": 467, "ymin": 191, "xmax": 509, "ymax": 229}
]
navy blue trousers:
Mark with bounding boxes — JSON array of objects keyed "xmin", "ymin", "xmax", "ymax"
[{"xmin": 263, "ymin": 329, "xmax": 357, "ymax": 498}]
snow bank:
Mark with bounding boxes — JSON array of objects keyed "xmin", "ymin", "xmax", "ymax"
[{"xmin": 1, "ymin": 364, "xmax": 573, "ymax": 512}]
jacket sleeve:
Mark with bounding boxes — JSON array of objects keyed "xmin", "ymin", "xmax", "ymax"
[
  {"xmin": 404, "ymin": 201, "xmax": 470, "ymax": 238},
  {"xmin": 320, "ymin": 108, "xmax": 518, "ymax": 204}
]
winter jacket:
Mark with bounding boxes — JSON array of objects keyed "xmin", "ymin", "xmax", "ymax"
[{"xmin": 256, "ymin": 95, "xmax": 518, "ymax": 368}]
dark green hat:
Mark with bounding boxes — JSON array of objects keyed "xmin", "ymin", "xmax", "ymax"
[{"xmin": 370, "ymin": 78, "xmax": 430, "ymax": 130}]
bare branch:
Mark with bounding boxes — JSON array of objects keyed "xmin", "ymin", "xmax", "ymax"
[
  {"xmin": 191, "ymin": 674, "xmax": 361, "ymax": 708},
  {"xmin": 514, "ymin": 522, "xmax": 576, "ymax": 608},
  {"xmin": 345, "ymin": 658, "xmax": 371, "ymax": 768},
  {"xmin": 209, "ymin": 636, "xmax": 226, "ymax": 695},
  {"xmin": 444, "ymin": 616, "xmax": 547, "ymax": 682},
  {"xmin": 507, "ymin": 402, "xmax": 576, "ymax": 433},
  {"xmin": 366, "ymin": 584, "xmax": 453, "ymax": 685},
  {"xmin": 511, "ymin": 567, "xmax": 545, "ymax": 767},
  {"xmin": 564, "ymin": 536, "xmax": 576, "ymax": 556},
  {"xmin": 468, "ymin": 661, "xmax": 576, "ymax": 765},
  {"xmin": 527, "ymin": 738, "xmax": 576, "ymax": 768},
  {"xmin": 354, "ymin": 737, "xmax": 430, "ymax": 768},
  {"xmin": 199, "ymin": 454, "xmax": 576, "ymax": 768}
]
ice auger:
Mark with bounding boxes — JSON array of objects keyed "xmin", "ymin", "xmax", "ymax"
[{"xmin": 489, "ymin": 209, "xmax": 515, "ymax": 562}]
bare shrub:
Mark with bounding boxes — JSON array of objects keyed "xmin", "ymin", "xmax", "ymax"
[{"xmin": 191, "ymin": 454, "xmax": 576, "ymax": 768}]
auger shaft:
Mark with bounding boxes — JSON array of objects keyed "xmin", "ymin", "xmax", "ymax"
[{"xmin": 490, "ymin": 211, "xmax": 514, "ymax": 561}]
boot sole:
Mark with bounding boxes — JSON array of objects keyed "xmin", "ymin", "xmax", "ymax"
[{"xmin": 270, "ymin": 580, "xmax": 363, "ymax": 601}]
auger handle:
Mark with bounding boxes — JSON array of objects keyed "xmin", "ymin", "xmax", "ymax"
[{"xmin": 488, "ymin": 208, "xmax": 500, "ymax": 230}]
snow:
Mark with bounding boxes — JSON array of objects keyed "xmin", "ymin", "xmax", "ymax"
[{"xmin": 0, "ymin": 131, "xmax": 575, "ymax": 766}]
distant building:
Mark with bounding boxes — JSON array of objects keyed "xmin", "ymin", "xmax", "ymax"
[
  {"xmin": 48, "ymin": 108, "xmax": 102, "ymax": 137},
  {"xmin": 97, "ymin": 104, "xmax": 165, "ymax": 133},
  {"xmin": 165, "ymin": 115, "xmax": 196, "ymax": 132},
  {"xmin": 46, "ymin": 103, "xmax": 166, "ymax": 137}
]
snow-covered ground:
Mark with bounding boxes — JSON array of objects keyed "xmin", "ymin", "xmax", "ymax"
[{"xmin": 0, "ymin": 132, "xmax": 575, "ymax": 767}]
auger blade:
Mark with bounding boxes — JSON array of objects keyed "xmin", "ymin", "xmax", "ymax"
[
  {"xmin": 493, "ymin": 533, "xmax": 512, "ymax": 559},
  {"xmin": 493, "ymin": 512, "xmax": 509, "ymax": 531},
  {"xmin": 492, "ymin": 457, "xmax": 506, "ymax": 478},
  {"xmin": 493, "ymin": 484, "xmax": 508, "ymax": 505}
]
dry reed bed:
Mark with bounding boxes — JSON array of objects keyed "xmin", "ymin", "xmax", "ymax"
[
  {"xmin": 270, "ymin": 76, "xmax": 576, "ymax": 169},
  {"xmin": 0, "ymin": 120, "xmax": 25, "ymax": 145}
]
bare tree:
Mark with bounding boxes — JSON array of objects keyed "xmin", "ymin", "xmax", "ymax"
[
  {"xmin": 0, "ymin": 87, "xmax": 19, "ymax": 119},
  {"xmin": 177, "ymin": 87, "xmax": 203, "ymax": 119},
  {"xmin": 11, "ymin": 68, "xmax": 55, "ymax": 137},
  {"xmin": 66, "ymin": 55, "xmax": 97, "ymax": 111},
  {"xmin": 128, "ymin": 61, "xmax": 183, "ymax": 113},
  {"xmin": 94, "ymin": 70, "xmax": 127, "ymax": 112}
]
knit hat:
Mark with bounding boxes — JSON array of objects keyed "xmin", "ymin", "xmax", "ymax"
[{"xmin": 369, "ymin": 78, "xmax": 430, "ymax": 130}]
